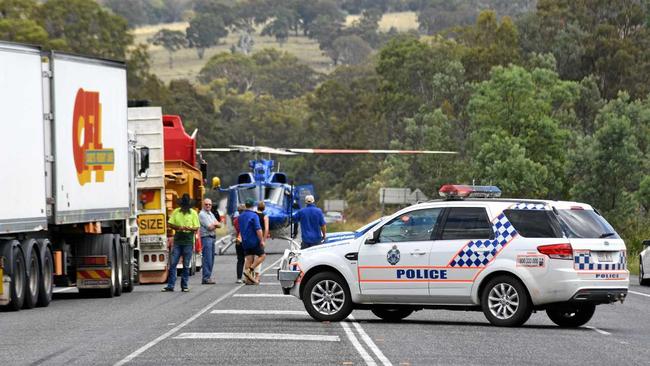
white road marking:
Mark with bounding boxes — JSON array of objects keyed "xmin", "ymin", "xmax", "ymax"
[
  {"xmin": 257, "ymin": 282, "xmax": 279, "ymax": 286},
  {"xmin": 262, "ymin": 273, "xmax": 276, "ymax": 277},
  {"xmin": 232, "ymin": 294, "xmax": 286, "ymax": 298},
  {"xmin": 113, "ymin": 257, "xmax": 282, "ymax": 366},
  {"xmin": 211, "ymin": 310, "xmax": 308, "ymax": 316},
  {"xmin": 629, "ymin": 290, "xmax": 650, "ymax": 298},
  {"xmin": 173, "ymin": 332, "xmax": 339, "ymax": 342},
  {"xmin": 586, "ymin": 326, "xmax": 611, "ymax": 335},
  {"xmin": 53, "ymin": 287, "xmax": 76, "ymax": 293},
  {"xmin": 349, "ymin": 315, "xmax": 392, "ymax": 366},
  {"xmin": 341, "ymin": 320, "xmax": 376, "ymax": 366}
]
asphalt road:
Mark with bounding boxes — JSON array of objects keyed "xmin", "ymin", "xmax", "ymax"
[{"xmin": 2, "ymin": 239, "xmax": 650, "ymax": 366}]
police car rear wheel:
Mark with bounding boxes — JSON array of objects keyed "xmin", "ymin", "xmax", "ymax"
[
  {"xmin": 546, "ymin": 303, "xmax": 596, "ymax": 327},
  {"xmin": 481, "ymin": 275, "xmax": 532, "ymax": 327},
  {"xmin": 371, "ymin": 308, "xmax": 414, "ymax": 322},
  {"xmin": 303, "ymin": 272, "xmax": 352, "ymax": 322}
]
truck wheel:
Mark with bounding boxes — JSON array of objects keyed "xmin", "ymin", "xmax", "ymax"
[
  {"xmin": 3, "ymin": 243, "xmax": 26, "ymax": 311},
  {"xmin": 302, "ymin": 271, "xmax": 353, "ymax": 322},
  {"xmin": 113, "ymin": 236, "xmax": 123, "ymax": 297},
  {"xmin": 481, "ymin": 275, "xmax": 532, "ymax": 327},
  {"xmin": 546, "ymin": 303, "xmax": 596, "ymax": 327},
  {"xmin": 37, "ymin": 243, "xmax": 53, "ymax": 307},
  {"xmin": 101, "ymin": 235, "xmax": 115, "ymax": 298},
  {"xmin": 640, "ymin": 259, "xmax": 650, "ymax": 286},
  {"xmin": 22, "ymin": 239, "xmax": 40, "ymax": 309},
  {"xmin": 371, "ymin": 308, "xmax": 414, "ymax": 322}
]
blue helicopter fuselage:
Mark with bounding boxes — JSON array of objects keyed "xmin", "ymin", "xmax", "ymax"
[{"xmin": 222, "ymin": 159, "xmax": 314, "ymax": 234}]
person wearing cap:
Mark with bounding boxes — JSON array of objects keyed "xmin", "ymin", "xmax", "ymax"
[
  {"xmin": 199, "ymin": 198, "xmax": 221, "ymax": 284},
  {"xmin": 163, "ymin": 193, "xmax": 200, "ymax": 292},
  {"xmin": 292, "ymin": 194, "xmax": 326, "ymax": 249},
  {"xmin": 238, "ymin": 198, "xmax": 266, "ymax": 284}
]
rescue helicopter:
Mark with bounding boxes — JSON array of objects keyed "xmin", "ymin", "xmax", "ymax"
[{"xmin": 198, "ymin": 145, "xmax": 457, "ymax": 253}]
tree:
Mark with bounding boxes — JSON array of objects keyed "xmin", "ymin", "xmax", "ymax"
[
  {"xmin": 186, "ymin": 13, "xmax": 228, "ymax": 59},
  {"xmin": 0, "ymin": 0, "xmax": 49, "ymax": 45},
  {"xmin": 149, "ymin": 29, "xmax": 187, "ymax": 69},
  {"xmin": 39, "ymin": 0, "xmax": 132, "ymax": 59},
  {"xmin": 253, "ymin": 49, "xmax": 320, "ymax": 99},
  {"xmin": 199, "ymin": 52, "xmax": 256, "ymax": 93},
  {"xmin": 261, "ymin": 8, "xmax": 292, "ymax": 46},
  {"xmin": 331, "ymin": 35, "xmax": 373, "ymax": 65},
  {"xmin": 468, "ymin": 65, "xmax": 578, "ymax": 197}
]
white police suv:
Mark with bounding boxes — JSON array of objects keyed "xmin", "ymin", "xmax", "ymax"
[
  {"xmin": 640, "ymin": 240, "xmax": 650, "ymax": 286},
  {"xmin": 278, "ymin": 185, "xmax": 629, "ymax": 327}
]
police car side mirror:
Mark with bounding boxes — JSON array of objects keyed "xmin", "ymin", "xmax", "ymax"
[{"xmin": 365, "ymin": 229, "xmax": 380, "ymax": 245}]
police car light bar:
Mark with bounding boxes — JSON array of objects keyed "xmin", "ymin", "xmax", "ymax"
[{"xmin": 438, "ymin": 184, "xmax": 502, "ymax": 199}]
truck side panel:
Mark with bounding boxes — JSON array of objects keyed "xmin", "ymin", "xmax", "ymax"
[
  {"xmin": 51, "ymin": 54, "xmax": 129, "ymax": 224},
  {"xmin": 0, "ymin": 44, "xmax": 47, "ymax": 233}
]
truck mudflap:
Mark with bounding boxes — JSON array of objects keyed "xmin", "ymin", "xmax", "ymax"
[
  {"xmin": 76, "ymin": 268, "xmax": 112, "ymax": 289},
  {"xmin": 0, "ymin": 257, "xmax": 10, "ymax": 305}
]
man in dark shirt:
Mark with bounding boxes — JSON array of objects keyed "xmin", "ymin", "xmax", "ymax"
[
  {"xmin": 238, "ymin": 198, "xmax": 266, "ymax": 284},
  {"xmin": 293, "ymin": 195, "xmax": 326, "ymax": 249}
]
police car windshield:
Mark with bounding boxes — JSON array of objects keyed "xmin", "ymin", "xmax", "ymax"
[
  {"xmin": 555, "ymin": 209, "xmax": 620, "ymax": 239},
  {"xmin": 355, "ymin": 217, "xmax": 384, "ymax": 234}
]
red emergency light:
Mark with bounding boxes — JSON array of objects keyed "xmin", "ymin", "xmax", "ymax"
[{"xmin": 438, "ymin": 184, "xmax": 502, "ymax": 199}]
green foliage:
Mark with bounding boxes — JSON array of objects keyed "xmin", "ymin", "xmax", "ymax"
[
  {"xmin": 187, "ymin": 13, "xmax": 228, "ymax": 59},
  {"xmin": 149, "ymin": 29, "xmax": 188, "ymax": 68},
  {"xmin": 40, "ymin": 0, "xmax": 132, "ymax": 59}
]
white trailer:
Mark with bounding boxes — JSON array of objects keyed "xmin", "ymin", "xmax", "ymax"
[{"xmin": 0, "ymin": 42, "xmax": 146, "ymax": 310}]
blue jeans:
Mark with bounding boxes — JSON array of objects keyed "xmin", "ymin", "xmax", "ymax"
[
  {"xmin": 166, "ymin": 244, "xmax": 193, "ymax": 289},
  {"xmin": 201, "ymin": 236, "xmax": 215, "ymax": 282}
]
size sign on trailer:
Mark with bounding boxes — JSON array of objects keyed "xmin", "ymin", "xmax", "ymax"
[
  {"xmin": 137, "ymin": 214, "xmax": 166, "ymax": 235},
  {"xmin": 52, "ymin": 53, "xmax": 129, "ymax": 224}
]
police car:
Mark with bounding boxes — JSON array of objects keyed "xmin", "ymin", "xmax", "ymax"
[
  {"xmin": 278, "ymin": 185, "xmax": 629, "ymax": 327},
  {"xmin": 323, "ymin": 216, "xmax": 387, "ymax": 244}
]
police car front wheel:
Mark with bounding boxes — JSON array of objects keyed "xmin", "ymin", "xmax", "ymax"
[
  {"xmin": 303, "ymin": 271, "xmax": 353, "ymax": 322},
  {"xmin": 481, "ymin": 275, "xmax": 532, "ymax": 327}
]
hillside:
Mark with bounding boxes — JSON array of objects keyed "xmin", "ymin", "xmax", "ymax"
[{"xmin": 133, "ymin": 12, "xmax": 418, "ymax": 83}]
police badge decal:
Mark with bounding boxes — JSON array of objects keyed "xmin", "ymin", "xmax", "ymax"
[{"xmin": 387, "ymin": 245, "xmax": 400, "ymax": 265}]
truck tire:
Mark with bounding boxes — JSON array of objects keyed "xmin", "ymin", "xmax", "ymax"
[
  {"xmin": 546, "ymin": 303, "xmax": 596, "ymax": 327},
  {"xmin": 101, "ymin": 234, "xmax": 115, "ymax": 298},
  {"xmin": 2, "ymin": 242, "xmax": 26, "ymax": 311},
  {"xmin": 113, "ymin": 236, "xmax": 123, "ymax": 297},
  {"xmin": 37, "ymin": 241, "xmax": 53, "ymax": 307},
  {"xmin": 21, "ymin": 239, "xmax": 40, "ymax": 309},
  {"xmin": 481, "ymin": 275, "xmax": 532, "ymax": 327},
  {"xmin": 302, "ymin": 271, "xmax": 353, "ymax": 322},
  {"xmin": 371, "ymin": 308, "xmax": 414, "ymax": 322}
]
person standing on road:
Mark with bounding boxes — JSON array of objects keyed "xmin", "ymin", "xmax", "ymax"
[
  {"xmin": 199, "ymin": 198, "xmax": 221, "ymax": 284},
  {"xmin": 233, "ymin": 204, "xmax": 246, "ymax": 283},
  {"xmin": 163, "ymin": 193, "xmax": 199, "ymax": 292},
  {"xmin": 253, "ymin": 201, "xmax": 270, "ymax": 283},
  {"xmin": 293, "ymin": 195, "xmax": 326, "ymax": 249},
  {"xmin": 239, "ymin": 198, "xmax": 266, "ymax": 284}
]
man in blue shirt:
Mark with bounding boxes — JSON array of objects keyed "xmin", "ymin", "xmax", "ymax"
[
  {"xmin": 239, "ymin": 198, "xmax": 266, "ymax": 284},
  {"xmin": 293, "ymin": 195, "xmax": 327, "ymax": 249}
]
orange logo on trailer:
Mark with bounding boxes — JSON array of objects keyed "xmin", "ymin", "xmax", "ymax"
[{"xmin": 72, "ymin": 89, "xmax": 114, "ymax": 185}]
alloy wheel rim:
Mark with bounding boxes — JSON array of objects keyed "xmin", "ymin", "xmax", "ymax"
[
  {"xmin": 311, "ymin": 279, "xmax": 345, "ymax": 315},
  {"xmin": 488, "ymin": 283, "xmax": 519, "ymax": 320}
]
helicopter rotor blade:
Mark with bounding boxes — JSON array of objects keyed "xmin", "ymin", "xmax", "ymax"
[
  {"xmin": 197, "ymin": 148, "xmax": 242, "ymax": 152},
  {"xmin": 286, "ymin": 148, "xmax": 458, "ymax": 155}
]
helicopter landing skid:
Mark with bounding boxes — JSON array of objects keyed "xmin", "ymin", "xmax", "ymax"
[
  {"xmin": 272, "ymin": 236, "xmax": 301, "ymax": 251},
  {"xmin": 216, "ymin": 234, "xmax": 236, "ymax": 256}
]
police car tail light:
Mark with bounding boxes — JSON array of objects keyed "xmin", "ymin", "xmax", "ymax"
[
  {"xmin": 537, "ymin": 243, "xmax": 573, "ymax": 260},
  {"xmin": 438, "ymin": 184, "xmax": 502, "ymax": 199}
]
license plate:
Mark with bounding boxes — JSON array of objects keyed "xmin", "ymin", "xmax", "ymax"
[{"xmin": 596, "ymin": 251, "xmax": 614, "ymax": 262}]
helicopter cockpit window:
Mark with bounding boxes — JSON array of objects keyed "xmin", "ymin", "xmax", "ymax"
[
  {"xmin": 264, "ymin": 186, "xmax": 284, "ymax": 206},
  {"xmin": 237, "ymin": 187, "xmax": 257, "ymax": 205}
]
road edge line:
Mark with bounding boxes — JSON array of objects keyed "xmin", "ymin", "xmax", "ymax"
[
  {"xmin": 341, "ymin": 320, "xmax": 376, "ymax": 366},
  {"xmin": 349, "ymin": 315, "xmax": 392, "ymax": 366}
]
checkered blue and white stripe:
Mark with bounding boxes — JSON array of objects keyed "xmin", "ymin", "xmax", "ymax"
[
  {"xmin": 574, "ymin": 251, "xmax": 627, "ymax": 270},
  {"xmin": 449, "ymin": 213, "xmax": 518, "ymax": 267},
  {"xmin": 512, "ymin": 202, "xmax": 546, "ymax": 210}
]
